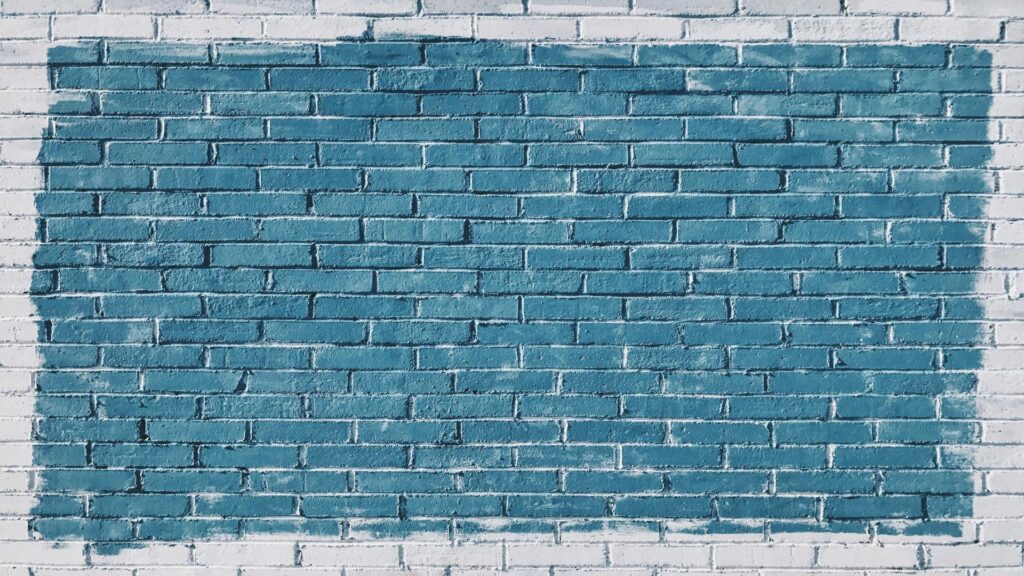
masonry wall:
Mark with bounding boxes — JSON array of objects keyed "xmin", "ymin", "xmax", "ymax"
[{"xmin": 1, "ymin": 1, "xmax": 1024, "ymax": 574}]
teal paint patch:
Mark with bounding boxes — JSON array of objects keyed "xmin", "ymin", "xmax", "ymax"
[{"xmin": 32, "ymin": 41, "xmax": 993, "ymax": 544}]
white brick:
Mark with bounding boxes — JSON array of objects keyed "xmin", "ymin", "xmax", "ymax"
[
  {"xmin": 403, "ymin": 544, "xmax": 502, "ymax": 567},
  {"xmin": 985, "ymin": 421, "xmax": 1024, "ymax": 443},
  {"xmin": 989, "ymin": 471, "xmax": 1024, "ymax": 493},
  {"xmin": 1001, "ymin": 175, "xmax": 1024, "ymax": 195},
  {"xmin": 996, "ymin": 322, "xmax": 1024, "ymax": 345},
  {"xmin": 742, "ymin": 0, "xmax": 840, "ymax": 15},
  {"xmin": 0, "ymin": 117, "xmax": 47, "ymax": 139},
  {"xmin": 929, "ymin": 544, "xmax": 1022, "ymax": 567},
  {"xmin": 477, "ymin": 17, "xmax": 577, "ymax": 39},
  {"xmin": 0, "ymin": 518, "xmax": 28, "ymax": 539},
  {"xmin": 53, "ymin": 14, "xmax": 155, "ymax": 38},
  {"xmin": 0, "ymin": 92, "xmax": 89, "ymax": 115},
  {"xmin": 210, "ymin": 0, "xmax": 313, "ymax": 14},
  {"xmin": 0, "ymin": 43, "xmax": 49, "ymax": 65},
  {"xmin": 90, "ymin": 544, "xmax": 191, "ymax": 566},
  {"xmin": 0, "ymin": 395, "xmax": 31, "ymax": 418},
  {"xmin": 161, "ymin": 16, "xmax": 262, "ymax": 38},
  {"xmin": 901, "ymin": 17, "xmax": 1002, "ymax": 41},
  {"xmin": 2, "ymin": 0, "xmax": 99, "ymax": 14},
  {"xmin": 506, "ymin": 544, "xmax": 605, "ymax": 566},
  {"xmin": 193, "ymin": 543, "xmax": 295, "ymax": 566},
  {"xmin": 0, "ymin": 493, "xmax": 33, "ymax": 515},
  {"xmin": 611, "ymin": 545, "xmax": 709, "ymax": 567},
  {"xmin": 816, "ymin": 545, "xmax": 920, "ymax": 569},
  {"xmin": 0, "ymin": 68, "xmax": 47, "ymax": 91},
  {"xmin": 0, "ymin": 418, "xmax": 32, "ymax": 441},
  {"xmin": 349, "ymin": 570, "xmax": 447, "ymax": 576},
  {"xmin": 976, "ymin": 396, "xmax": 1024, "ymax": 419},
  {"xmin": 316, "ymin": 0, "xmax": 417, "ymax": 14},
  {"xmin": 974, "ymin": 494, "xmax": 1024, "ymax": 516},
  {"xmin": 687, "ymin": 16, "xmax": 788, "ymax": 40},
  {"xmin": 0, "ymin": 471, "xmax": 28, "ymax": 491},
  {"xmin": 0, "ymin": 166, "xmax": 42, "ymax": 189},
  {"xmin": 634, "ymin": 0, "xmax": 737, "ymax": 15},
  {"xmin": 0, "ymin": 542, "xmax": 85, "ymax": 566},
  {"xmin": 422, "ymin": 0, "xmax": 523, "ymax": 14},
  {"xmin": 792, "ymin": 17, "xmax": 895, "ymax": 40},
  {"xmin": 580, "ymin": 17, "xmax": 682, "ymax": 40},
  {"xmin": 978, "ymin": 372, "xmax": 1024, "ymax": 395},
  {"xmin": 0, "ymin": 270, "xmax": 37, "ymax": 294},
  {"xmin": 985, "ymin": 520, "xmax": 1024, "ymax": 542},
  {"xmin": 715, "ymin": 545, "xmax": 815, "ymax": 568},
  {"xmin": 983, "ymin": 301, "xmax": 1024, "ymax": 321},
  {"xmin": 0, "ymin": 18, "xmax": 49, "ymax": 39},
  {"xmin": 0, "ymin": 218, "xmax": 35, "ymax": 242},
  {"xmin": 0, "ymin": 370, "xmax": 33, "ymax": 393},
  {"xmin": 0, "ymin": 245, "xmax": 35, "ymax": 268},
  {"xmin": 0, "ymin": 140, "xmax": 44, "ymax": 164},
  {"xmin": 264, "ymin": 16, "xmax": 367, "ymax": 39},
  {"xmin": 104, "ymin": 0, "xmax": 206, "ymax": 13},
  {"xmin": 241, "ymin": 569, "xmax": 336, "ymax": 576},
  {"xmin": 962, "ymin": 445, "xmax": 1024, "ymax": 468},
  {"xmin": 530, "ymin": 0, "xmax": 630, "ymax": 15},
  {"xmin": 846, "ymin": 0, "xmax": 947, "ymax": 15},
  {"xmin": 373, "ymin": 17, "xmax": 473, "ymax": 39},
  {"xmin": 299, "ymin": 544, "xmax": 401, "ymax": 567},
  {"xmin": 956, "ymin": 0, "xmax": 1024, "ymax": 17},
  {"xmin": 1008, "ymin": 20, "xmax": 1024, "ymax": 42}
]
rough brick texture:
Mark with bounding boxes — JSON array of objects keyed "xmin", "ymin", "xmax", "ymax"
[{"xmin": 1, "ymin": 2, "xmax": 1024, "ymax": 574}]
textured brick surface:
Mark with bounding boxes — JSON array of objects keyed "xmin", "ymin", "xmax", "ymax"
[{"xmin": 0, "ymin": 1, "xmax": 1023, "ymax": 573}]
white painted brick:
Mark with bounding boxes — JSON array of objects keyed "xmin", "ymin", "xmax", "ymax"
[
  {"xmin": 1007, "ymin": 20, "xmax": 1024, "ymax": 42},
  {"xmin": 633, "ymin": 0, "xmax": 737, "ymax": 15},
  {"xmin": 983, "ymin": 301, "xmax": 1024, "ymax": 321},
  {"xmin": 2, "ymin": 0, "xmax": 99, "ymax": 14},
  {"xmin": 611, "ymin": 545, "xmax": 709, "ymax": 567},
  {"xmin": 0, "ymin": 246, "xmax": 35, "ymax": 268},
  {"xmin": 929, "ymin": 544, "xmax": 1022, "ymax": 567},
  {"xmin": 715, "ymin": 545, "xmax": 815, "ymax": 568},
  {"xmin": 816, "ymin": 545, "xmax": 920, "ymax": 569},
  {"xmin": 901, "ymin": 17, "xmax": 1002, "ymax": 41},
  {"xmin": 984, "ymin": 520, "xmax": 1024, "ymax": 542},
  {"xmin": 210, "ymin": 0, "xmax": 313, "ymax": 14},
  {"xmin": 996, "ymin": 322, "xmax": 1024, "ymax": 344},
  {"xmin": 976, "ymin": 396, "xmax": 1024, "ymax": 419},
  {"xmin": 373, "ymin": 17, "xmax": 473, "ymax": 39},
  {"xmin": 0, "ymin": 218, "xmax": 35, "ymax": 242},
  {"xmin": 241, "ymin": 569, "xmax": 336, "ymax": 576},
  {"xmin": 0, "ymin": 417, "xmax": 31, "ymax": 441},
  {"xmin": 966, "ymin": 445, "xmax": 1024, "ymax": 468},
  {"xmin": 0, "ymin": 370, "xmax": 32, "ymax": 393},
  {"xmin": 0, "ymin": 471, "xmax": 28, "ymax": 491},
  {"xmin": 978, "ymin": 372, "xmax": 1024, "ymax": 395},
  {"xmin": 104, "ymin": 0, "xmax": 206, "ymax": 13},
  {"xmin": 0, "ymin": 18, "xmax": 49, "ymax": 39},
  {"xmin": 989, "ymin": 471, "xmax": 1024, "ymax": 493},
  {"xmin": 0, "ymin": 493, "xmax": 33, "ymax": 515},
  {"xmin": 506, "ymin": 544, "xmax": 605, "ymax": 566},
  {"xmin": 792, "ymin": 17, "xmax": 895, "ymax": 40},
  {"xmin": 0, "ymin": 140, "xmax": 44, "ymax": 164},
  {"xmin": 742, "ymin": 0, "xmax": 840, "ymax": 15},
  {"xmin": 846, "ymin": 0, "xmax": 948, "ymax": 15},
  {"xmin": 0, "ymin": 43, "xmax": 49, "ymax": 65},
  {"xmin": 299, "ymin": 544, "xmax": 401, "ymax": 567},
  {"xmin": 980, "ymin": 246, "xmax": 1024, "ymax": 269},
  {"xmin": 0, "ymin": 68, "xmax": 47, "ymax": 91},
  {"xmin": 0, "ymin": 270, "xmax": 36, "ymax": 294},
  {"xmin": 580, "ymin": 17, "xmax": 683, "ymax": 40},
  {"xmin": 985, "ymin": 421, "xmax": 1024, "ymax": 444},
  {"xmin": 0, "ymin": 317, "xmax": 35, "ymax": 342},
  {"xmin": 687, "ymin": 17, "xmax": 788, "ymax": 40},
  {"xmin": 90, "ymin": 544, "xmax": 191, "ymax": 566},
  {"xmin": 977, "ymin": 496, "xmax": 1024, "ymax": 519},
  {"xmin": 477, "ymin": 17, "xmax": 577, "ymax": 39},
  {"xmin": 0, "ymin": 542, "xmax": 85, "ymax": 566},
  {"xmin": 194, "ymin": 543, "xmax": 295, "ymax": 566},
  {"xmin": 162, "ymin": 15, "xmax": 262, "ymax": 38},
  {"xmin": 0, "ymin": 166, "xmax": 42, "ymax": 189},
  {"xmin": 0, "ymin": 518, "xmax": 28, "ymax": 539},
  {"xmin": 264, "ymin": 16, "xmax": 367, "ymax": 39},
  {"xmin": 136, "ymin": 569, "xmax": 236, "ymax": 576},
  {"xmin": 403, "ymin": 544, "xmax": 502, "ymax": 567},
  {"xmin": 1005, "ymin": 121, "xmax": 1024, "ymax": 142},
  {"xmin": 422, "ymin": 0, "xmax": 523, "ymax": 14},
  {"xmin": 316, "ymin": 0, "xmax": 417, "ymax": 14},
  {"xmin": 53, "ymin": 14, "xmax": 155, "ymax": 38},
  {"xmin": 955, "ymin": 0, "xmax": 1024, "ymax": 17},
  {"xmin": 0, "ymin": 117, "xmax": 47, "ymax": 139},
  {"xmin": 530, "ymin": 0, "xmax": 630, "ymax": 15}
]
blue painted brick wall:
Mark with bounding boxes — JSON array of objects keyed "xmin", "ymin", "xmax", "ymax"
[{"xmin": 33, "ymin": 40, "xmax": 994, "ymax": 543}]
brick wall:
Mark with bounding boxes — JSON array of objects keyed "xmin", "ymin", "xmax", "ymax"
[{"xmin": 2, "ymin": 1, "xmax": 1024, "ymax": 573}]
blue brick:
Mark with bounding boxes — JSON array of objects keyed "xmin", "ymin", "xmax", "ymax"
[
  {"xmin": 632, "ymin": 94, "xmax": 733, "ymax": 115},
  {"xmin": 426, "ymin": 144, "xmax": 524, "ymax": 167},
  {"xmin": 528, "ymin": 94, "xmax": 627, "ymax": 115},
  {"xmin": 107, "ymin": 42, "xmax": 208, "ymax": 64},
  {"xmin": 270, "ymin": 119, "xmax": 370, "ymax": 142},
  {"xmin": 532, "ymin": 44, "xmax": 632, "ymax": 66},
  {"xmin": 584, "ymin": 118, "xmax": 686, "ymax": 141},
  {"xmin": 634, "ymin": 143, "xmax": 733, "ymax": 167},
  {"xmin": 743, "ymin": 44, "xmax": 841, "ymax": 67},
  {"xmin": 210, "ymin": 93, "xmax": 311, "ymax": 116},
  {"xmin": 689, "ymin": 69, "xmax": 787, "ymax": 92},
  {"xmin": 638, "ymin": 44, "xmax": 737, "ymax": 65},
  {"xmin": 164, "ymin": 67, "xmax": 264, "ymax": 90},
  {"xmin": 481, "ymin": 68, "xmax": 578, "ymax": 91},
  {"xmin": 165, "ymin": 118, "xmax": 263, "ymax": 140},
  {"xmin": 426, "ymin": 42, "xmax": 526, "ymax": 65},
  {"xmin": 322, "ymin": 42, "xmax": 420, "ymax": 65},
  {"xmin": 793, "ymin": 70, "xmax": 894, "ymax": 93},
  {"xmin": 377, "ymin": 119, "xmax": 474, "ymax": 141}
]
